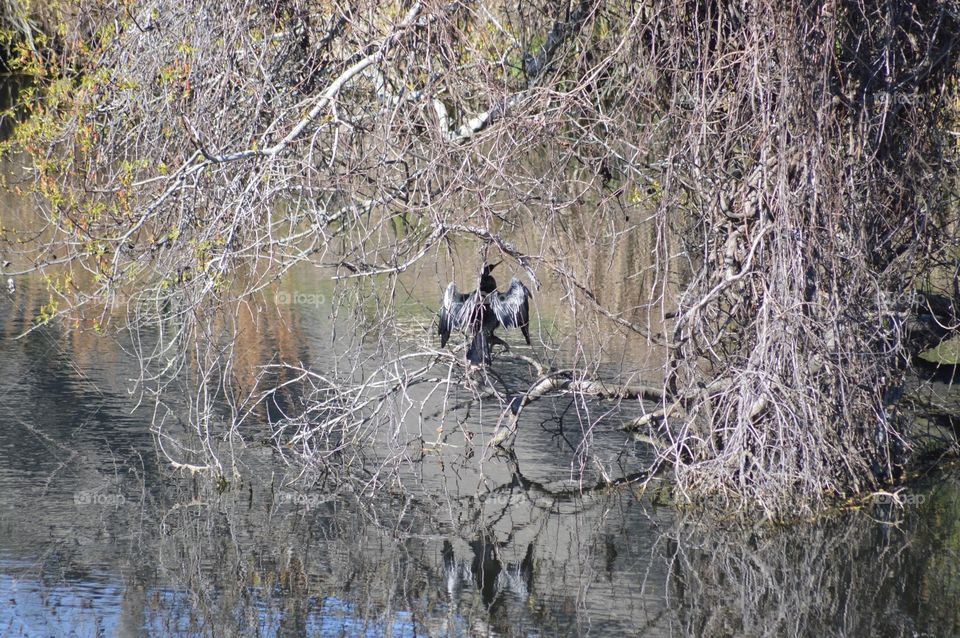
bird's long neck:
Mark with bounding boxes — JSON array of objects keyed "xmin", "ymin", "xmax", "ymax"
[{"xmin": 479, "ymin": 275, "xmax": 497, "ymax": 294}]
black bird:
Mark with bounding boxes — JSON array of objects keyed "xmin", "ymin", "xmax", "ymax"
[{"xmin": 439, "ymin": 262, "xmax": 532, "ymax": 365}]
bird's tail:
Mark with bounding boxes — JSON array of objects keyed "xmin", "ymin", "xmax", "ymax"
[{"xmin": 466, "ymin": 331, "xmax": 491, "ymax": 365}]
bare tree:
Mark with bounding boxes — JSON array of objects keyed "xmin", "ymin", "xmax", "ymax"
[
  {"xmin": 651, "ymin": 1, "xmax": 960, "ymax": 515},
  {"xmin": 6, "ymin": 0, "xmax": 960, "ymax": 516}
]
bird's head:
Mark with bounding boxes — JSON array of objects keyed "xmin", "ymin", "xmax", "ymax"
[{"xmin": 481, "ymin": 261, "xmax": 501, "ymax": 276}]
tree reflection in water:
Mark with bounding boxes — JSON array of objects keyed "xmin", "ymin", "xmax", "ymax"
[{"xmin": 1, "ymin": 220, "xmax": 958, "ymax": 637}]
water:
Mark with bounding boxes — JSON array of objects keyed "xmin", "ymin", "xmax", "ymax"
[
  {"xmin": 0, "ymin": 133, "xmax": 958, "ymax": 636},
  {"xmin": 1, "ymin": 267, "xmax": 959, "ymax": 637}
]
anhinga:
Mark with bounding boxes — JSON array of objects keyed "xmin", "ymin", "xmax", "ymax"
[{"xmin": 438, "ymin": 262, "xmax": 532, "ymax": 365}]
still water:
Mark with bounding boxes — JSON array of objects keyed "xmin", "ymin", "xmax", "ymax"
[
  {"xmin": 1, "ymin": 265, "xmax": 959, "ymax": 637},
  {"xmin": 0, "ymin": 141, "xmax": 957, "ymax": 636}
]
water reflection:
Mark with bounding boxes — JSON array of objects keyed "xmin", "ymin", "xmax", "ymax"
[{"xmin": 1, "ymin": 216, "xmax": 960, "ymax": 634}]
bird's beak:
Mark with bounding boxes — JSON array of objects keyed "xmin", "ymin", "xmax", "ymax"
[{"xmin": 488, "ymin": 261, "xmax": 501, "ymax": 271}]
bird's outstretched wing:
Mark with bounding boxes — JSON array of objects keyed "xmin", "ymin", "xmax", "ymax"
[
  {"xmin": 490, "ymin": 277, "xmax": 532, "ymax": 344},
  {"xmin": 439, "ymin": 282, "xmax": 477, "ymax": 347}
]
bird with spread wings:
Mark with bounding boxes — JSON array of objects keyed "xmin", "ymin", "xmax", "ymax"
[{"xmin": 438, "ymin": 262, "xmax": 532, "ymax": 365}]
